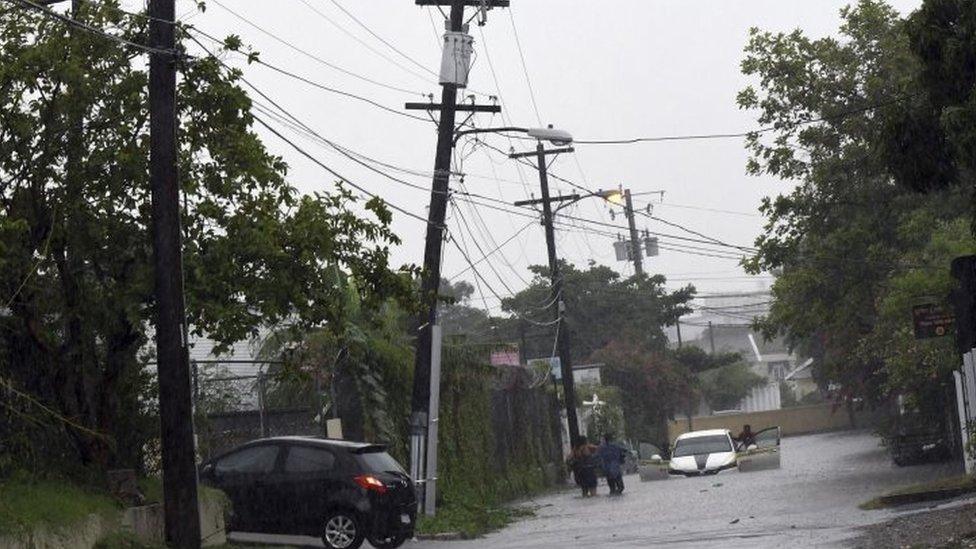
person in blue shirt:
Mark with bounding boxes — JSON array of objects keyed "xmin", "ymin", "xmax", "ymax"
[{"xmin": 598, "ymin": 433, "xmax": 626, "ymax": 495}]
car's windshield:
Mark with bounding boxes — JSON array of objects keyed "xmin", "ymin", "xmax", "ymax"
[
  {"xmin": 673, "ymin": 435, "xmax": 732, "ymax": 457},
  {"xmin": 356, "ymin": 450, "xmax": 405, "ymax": 475}
]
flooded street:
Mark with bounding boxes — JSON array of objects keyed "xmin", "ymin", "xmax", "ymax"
[
  {"xmin": 232, "ymin": 430, "xmax": 963, "ymax": 549},
  {"xmin": 429, "ymin": 430, "xmax": 960, "ymax": 548}
]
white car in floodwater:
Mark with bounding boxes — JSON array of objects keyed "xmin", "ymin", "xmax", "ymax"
[{"xmin": 668, "ymin": 429, "xmax": 738, "ymax": 476}]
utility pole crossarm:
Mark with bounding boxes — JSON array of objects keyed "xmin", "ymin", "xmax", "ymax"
[
  {"xmin": 510, "ymin": 147, "xmax": 574, "ymax": 159},
  {"xmin": 405, "ymin": 103, "xmax": 501, "ymax": 113},
  {"xmin": 416, "ymin": 0, "xmax": 509, "ymax": 5}
]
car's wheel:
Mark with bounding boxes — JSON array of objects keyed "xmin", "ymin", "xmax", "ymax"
[
  {"xmin": 368, "ymin": 533, "xmax": 408, "ymax": 549},
  {"xmin": 321, "ymin": 510, "xmax": 365, "ymax": 549}
]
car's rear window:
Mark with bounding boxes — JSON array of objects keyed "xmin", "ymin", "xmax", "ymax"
[
  {"xmin": 355, "ymin": 450, "xmax": 406, "ymax": 474},
  {"xmin": 673, "ymin": 435, "xmax": 732, "ymax": 457}
]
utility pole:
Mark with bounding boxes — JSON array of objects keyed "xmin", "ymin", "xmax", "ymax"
[
  {"xmin": 149, "ymin": 0, "xmax": 200, "ymax": 546},
  {"xmin": 407, "ymin": 0, "xmax": 506, "ymax": 509},
  {"xmin": 623, "ymin": 189, "xmax": 644, "ymax": 277},
  {"xmin": 676, "ymin": 319, "xmax": 683, "ymax": 348},
  {"xmin": 512, "ymin": 142, "xmax": 581, "ymax": 448},
  {"xmin": 708, "ymin": 320, "xmax": 716, "ymax": 355}
]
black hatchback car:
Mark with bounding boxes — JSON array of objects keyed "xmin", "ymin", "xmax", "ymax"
[{"xmin": 199, "ymin": 437, "xmax": 416, "ymax": 549}]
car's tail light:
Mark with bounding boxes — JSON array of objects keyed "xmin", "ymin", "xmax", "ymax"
[{"xmin": 354, "ymin": 474, "xmax": 387, "ymax": 494}]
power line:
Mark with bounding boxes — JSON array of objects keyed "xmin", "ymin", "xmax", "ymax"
[
  {"xmin": 635, "ymin": 208, "xmax": 758, "ymax": 252},
  {"xmin": 448, "ymin": 218, "xmax": 536, "ymax": 280},
  {"xmin": 207, "ymin": 0, "xmax": 422, "ymax": 96},
  {"xmin": 476, "ymin": 138, "xmax": 758, "ymax": 252},
  {"xmin": 6, "ymin": 0, "xmax": 176, "ymax": 55},
  {"xmin": 327, "ymin": 0, "xmax": 439, "ymax": 79},
  {"xmin": 455, "ymin": 179, "xmax": 531, "ymax": 286},
  {"xmin": 294, "ymin": 0, "xmax": 438, "ymax": 86},
  {"xmin": 506, "ymin": 8, "xmax": 542, "ymax": 126},
  {"xmin": 250, "ymin": 111, "xmax": 430, "ymax": 224},
  {"xmin": 450, "ymin": 199, "xmax": 521, "ymax": 297},
  {"xmin": 447, "ymin": 234, "xmax": 559, "ymax": 327},
  {"xmin": 569, "ymin": 93, "xmax": 919, "ymax": 145},
  {"xmin": 647, "ymin": 200, "xmax": 760, "ymax": 218},
  {"xmin": 186, "ymin": 27, "xmax": 431, "ymax": 123},
  {"xmin": 189, "ymin": 32, "xmax": 433, "ymax": 226}
]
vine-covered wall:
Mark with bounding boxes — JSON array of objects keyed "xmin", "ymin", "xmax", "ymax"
[{"xmin": 435, "ymin": 345, "xmax": 564, "ymax": 510}]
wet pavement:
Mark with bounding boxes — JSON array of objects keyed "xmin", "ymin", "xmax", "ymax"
[{"xmin": 230, "ymin": 430, "xmax": 964, "ymax": 549}]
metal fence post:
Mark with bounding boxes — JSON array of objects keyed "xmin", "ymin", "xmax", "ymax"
[{"xmin": 258, "ymin": 372, "xmax": 268, "ymax": 438}]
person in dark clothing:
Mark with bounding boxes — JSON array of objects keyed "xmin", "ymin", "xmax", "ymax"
[
  {"xmin": 567, "ymin": 436, "xmax": 599, "ymax": 497},
  {"xmin": 598, "ymin": 434, "xmax": 626, "ymax": 495},
  {"xmin": 734, "ymin": 424, "xmax": 757, "ymax": 449}
]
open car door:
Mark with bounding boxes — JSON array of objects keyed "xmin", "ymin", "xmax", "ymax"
[
  {"xmin": 737, "ymin": 426, "xmax": 781, "ymax": 472},
  {"xmin": 637, "ymin": 442, "xmax": 669, "ymax": 481}
]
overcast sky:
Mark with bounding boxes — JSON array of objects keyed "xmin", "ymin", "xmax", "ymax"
[{"xmin": 136, "ymin": 0, "xmax": 922, "ymax": 313}]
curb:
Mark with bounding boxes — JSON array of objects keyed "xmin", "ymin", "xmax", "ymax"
[
  {"xmin": 415, "ymin": 532, "xmax": 465, "ymax": 541},
  {"xmin": 874, "ymin": 486, "xmax": 976, "ymax": 508}
]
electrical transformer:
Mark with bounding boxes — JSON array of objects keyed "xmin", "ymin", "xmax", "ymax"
[{"xmin": 439, "ymin": 31, "xmax": 474, "ymax": 88}]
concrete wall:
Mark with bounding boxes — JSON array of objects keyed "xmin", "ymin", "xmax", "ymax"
[
  {"xmin": 668, "ymin": 403, "xmax": 881, "ymax": 442},
  {"xmin": 0, "ymin": 514, "xmax": 109, "ymax": 549}
]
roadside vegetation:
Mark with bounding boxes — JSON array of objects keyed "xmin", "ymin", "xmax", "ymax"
[
  {"xmin": 417, "ymin": 504, "xmax": 536, "ymax": 539},
  {"xmin": 860, "ymin": 475, "xmax": 976, "ymax": 510},
  {"xmin": 0, "ymin": 474, "xmax": 118, "ymax": 536}
]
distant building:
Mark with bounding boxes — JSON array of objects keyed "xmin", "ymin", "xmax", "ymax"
[{"xmin": 687, "ymin": 322, "xmax": 804, "ymax": 414}]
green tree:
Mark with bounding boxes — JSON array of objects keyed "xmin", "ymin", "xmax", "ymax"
[
  {"xmin": 739, "ymin": 0, "xmax": 938, "ymax": 405},
  {"xmin": 499, "ymin": 262, "xmax": 693, "ymax": 362},
  {"xmin": 698, "ymin": 363, "xmax": 765, "ymax": 411},
  {"xmin": 590, "ymin": 340, "xmax": 696, "ymax": 447},
  {"xmin": 0, "ymin": 2, "xmax": 413, "ymax": 473},
  {"xmin": 884, "ymin": 0, "xmax": 976, "ymax": 201},
  {"xmin": 259, "ymin": 282, "xmax": 413, "ymax": 448},
  {"xmin": 738, "ymin": 0, "xmax": 972, "ymax": 421}
]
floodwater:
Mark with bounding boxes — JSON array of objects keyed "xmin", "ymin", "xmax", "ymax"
[{"xmin": 230, "ymin": 430, "xmax": 963, "ymax": 549}]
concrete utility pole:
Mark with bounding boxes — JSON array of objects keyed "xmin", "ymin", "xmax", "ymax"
[
  {"xmin": 407, "ymin": 0, "xmax": 506, "ymax": 511},
  {"xmin": 512, "ymin": 142, "xmax": 582, "ymax": 448},
  {"xmin": 624, "ymin": 189, "xmax": 644, "ymax": 277},
  {"xmin": 148, "ymin": 0, "xmax": 201, "ymax": 545}
]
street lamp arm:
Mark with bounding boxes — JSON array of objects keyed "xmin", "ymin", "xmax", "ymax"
[
  {"xmin": 453, "ymin": 126, "xmax": 529, "ymax": 147},
  {"xmin": 553, "ymin": 189, "xmax": 619, "ymax": 214}
]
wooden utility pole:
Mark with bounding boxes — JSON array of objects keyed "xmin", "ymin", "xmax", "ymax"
[
  {"xmin": 148, "ymin": 0, "xmax": 200, "ymax": 546},
  {"xmin": 623, "ymin": 189, "xmax": 644, "ymax": 276},
  {"xmin": 708, "ymin": 320, "xmax": 716, "ymax": 355},
  {"xmin": 407, "ymin": 0, "xmax": 506, "ymax": 508},
  {"xmin": 513, "ymin": 143, "xmax": 581, "ymax": 448}
]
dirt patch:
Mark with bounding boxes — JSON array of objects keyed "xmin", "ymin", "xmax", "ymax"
[{"xmin": 852, "ymin": 502, "xmax": 976, "ymax": 548}]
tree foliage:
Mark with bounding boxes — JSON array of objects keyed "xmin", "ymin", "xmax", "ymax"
[
  {"xmin": 0, "ymin": 2, "xmax": 413, "ymax": 473},
  {"xmin": 739, "ymin": 0, "xmax": 975, "ymax": 421},
  {"xmin": 590, "ymin": 340, "xmax": 696, "ymax": 447},
  {"xmin": 698, "ymin": 363, "xmax": 765, "ymax": 411},
  {"xmin": 499, "ymin": 262, "xmax": 693, "ymax": 362}
]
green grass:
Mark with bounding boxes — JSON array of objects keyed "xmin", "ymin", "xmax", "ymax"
[
  {"xmin": 93, "ymin": 531, "xmax": 164, "ymax": 549},
  {"xmin": 416, "ymin": 503, "xmax": 535, "ymax": 539},
  {"xmin": 0, "ymin": 475, "xmax": 119, "ymax": 536},
  {"xmin": 860, "ymin": 475, "xmax": 976, "ymax": 510},
  {"xmin": 136, "ymin": 477, "xmax": 163, "ymax": 505}
]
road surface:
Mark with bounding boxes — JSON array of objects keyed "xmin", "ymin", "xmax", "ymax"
[{"xmin": 230, "ymin": 430, "xmax": 963, "ymax": 549}]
